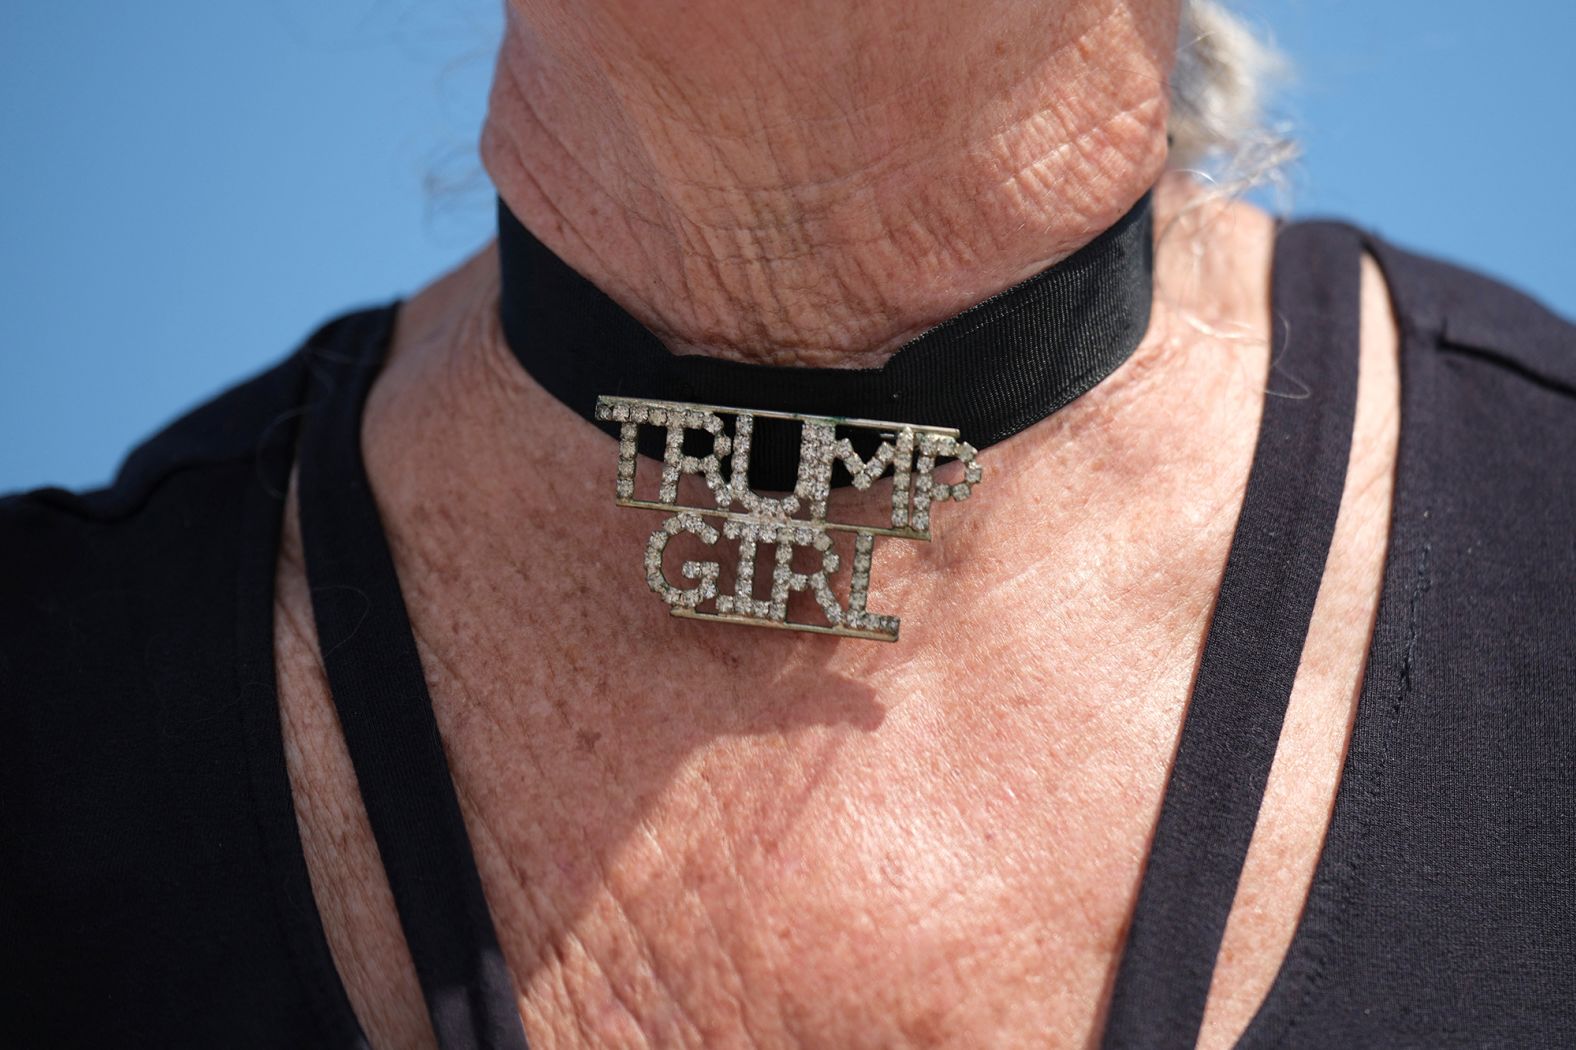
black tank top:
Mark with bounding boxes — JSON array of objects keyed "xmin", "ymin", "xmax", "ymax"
[{"xmin": 3, "ymin": 222, "xmax": 1574, "ymax": 1048}]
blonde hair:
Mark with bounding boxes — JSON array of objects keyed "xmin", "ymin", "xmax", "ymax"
[{"xmin": 1168, "ymin": 0, "xmax": 1294, "ymax": 190}]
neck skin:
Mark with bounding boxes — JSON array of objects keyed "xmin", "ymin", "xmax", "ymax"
[
  {"xmin": 278, "ymin": 5, "xmax": 1391, "ymax": 1049},
  {"xmin": 482, "ymin": 0, "xmax": 1176, "ymax": 366}
]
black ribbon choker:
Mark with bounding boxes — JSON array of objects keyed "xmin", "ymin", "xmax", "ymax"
[{"xmin": 497, "ymin": 193, "xmax": 1154, "ymax": 492}]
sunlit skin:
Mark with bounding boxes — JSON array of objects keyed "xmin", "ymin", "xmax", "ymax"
[{"xmin": 275, "ymin": 2, "xmax": 1400, "ymax": 1046}]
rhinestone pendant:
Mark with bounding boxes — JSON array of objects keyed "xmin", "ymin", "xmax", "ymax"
[{"xmin": 594, "ymin": 396, "xmax": 983, "ymax": 642}]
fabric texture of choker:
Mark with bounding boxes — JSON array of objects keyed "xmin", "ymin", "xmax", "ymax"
[{"xmin": 496, "ymin": 192, "xmax": 1155, "ymax": 493}]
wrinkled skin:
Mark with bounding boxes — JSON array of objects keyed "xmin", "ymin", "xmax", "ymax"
[{"xmin": 275, "ymin": 2, "xmax": 1401, "ymax": 1047}]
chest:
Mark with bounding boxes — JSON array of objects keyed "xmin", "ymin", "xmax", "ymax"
[
  {"xmin": 275, "ymin": 357, "xmax": 1375, "ymax": 1047},
  {"xmin": 277, "ymin": 542, "xmax": 1348, "ymax": 1049},
  {"xmin": 464, "ymin": 687, "xmax": 1181, "ymax": 1048}
]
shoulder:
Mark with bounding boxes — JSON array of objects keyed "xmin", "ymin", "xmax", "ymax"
[
  {"xmin": 0, "ymin": 304, "xmax": 394, "ymax": 736},
  {"xmin": 1362, "ymin": 232, "xmax": 1576, "ymax": 401},
  {"xmin": 0, "ymin": 306, "xmax": 393, "ymax": 1045},
  {"xmin": 1342, "ymin": 230, "xmax": 1576, "ymax": 553},
  {"xmin": 0, "ymin": 344, "xmax": 303, "ymax": 656},
  {"xmin": 2, "ymin": 306, "xmax": 396, "ymax": 525},
  {"xmin": 1351, "ymin": 231, "xmax": 1575, "ymax": 712},
  {"xmin": 1344, "ymin": 230, "xmax": 1576, "ymax": 532}
]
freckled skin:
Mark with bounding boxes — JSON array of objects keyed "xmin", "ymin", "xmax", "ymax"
[{"xmin": 275, "ymin": 4, "xmax": 1401, "ymax": 1047}]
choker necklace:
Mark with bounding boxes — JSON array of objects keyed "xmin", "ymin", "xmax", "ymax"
[{"xmin": 497, "ymin": 194, "xmax": 1154, "ymax": 641}]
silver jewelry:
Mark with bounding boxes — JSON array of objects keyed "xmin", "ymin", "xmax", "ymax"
[{"xmin": 595, "ymin": 396, "xmax": 983, "ymax": 642}]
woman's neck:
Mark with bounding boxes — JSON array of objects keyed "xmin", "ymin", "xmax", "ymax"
[
  {"xmin": 293, "ymin": 177, "xmax": 1297, "ymax": 1049},
  {"xmin": 481, "ymin": 0, "xmax": 1176, "ymax": 366}
]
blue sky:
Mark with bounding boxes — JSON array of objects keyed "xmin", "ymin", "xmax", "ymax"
[{"xmin": 2, "ymin": 0, "xmax": 1571, "ymax": 491}]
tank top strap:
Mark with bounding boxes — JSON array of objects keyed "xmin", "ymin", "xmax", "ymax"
[
  {"xmin": 295, "ymin": 311, "xmax": 531, "ymax": 1050},
  {"xmin": 1099, "ymin": 221, "xmax": 1366, "ymax": 1048}
]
